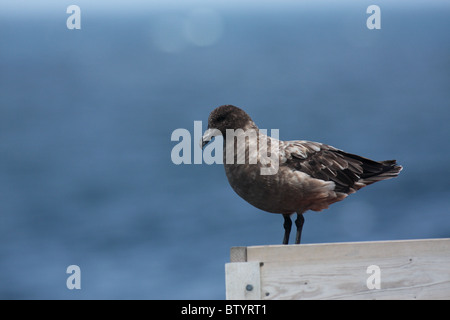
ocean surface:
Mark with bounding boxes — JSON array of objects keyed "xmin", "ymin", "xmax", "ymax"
[{"xmin": 0, "ymin": 1, "xmax": 449, "ymax": 299}]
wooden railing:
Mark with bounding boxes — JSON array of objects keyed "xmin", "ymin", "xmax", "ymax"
[{"xmin": 225, "ymin": 238, "xmax": 450, "ymax": 300}]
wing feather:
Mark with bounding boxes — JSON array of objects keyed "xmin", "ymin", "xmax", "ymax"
[{"xmin": 283, "ymin": 140, "xmax": 402, "ymax": 194}]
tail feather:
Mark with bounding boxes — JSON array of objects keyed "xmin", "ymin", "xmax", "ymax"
[
  {"xmin": 359, "ymin": 160, "xmax": 403, "ymax": 186},
  {"xmin": 335, "ymin": 151, "xmax": 402, "ymax": 191}
]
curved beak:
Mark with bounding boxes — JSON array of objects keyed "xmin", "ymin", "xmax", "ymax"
[{"xmin": 200, "ymin": 128, "xmax": 221, "ymax": 149}]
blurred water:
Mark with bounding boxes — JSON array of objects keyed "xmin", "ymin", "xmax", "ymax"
[{"xmin": 0, "ymin": 2, "xmax": 449, "ymax": 299}]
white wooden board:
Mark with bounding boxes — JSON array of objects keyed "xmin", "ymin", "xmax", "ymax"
[{"xmin": 226, "ymin": 238, "xmax": 450, "ymax": 300}]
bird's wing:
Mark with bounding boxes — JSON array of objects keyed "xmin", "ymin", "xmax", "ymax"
[{"xmin": 282, "ymin": 140, "xmax": 401, "ymax": 194}]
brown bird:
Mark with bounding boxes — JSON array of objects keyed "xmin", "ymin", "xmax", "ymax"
[{"xmin": 201, "ymin": 105, "xmax": 402, "ymax": 244}]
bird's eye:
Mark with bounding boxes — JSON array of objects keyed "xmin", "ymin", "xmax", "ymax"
[{"xmin": 215, "ymin": 114, "xmax": 226, "ymax": 123}]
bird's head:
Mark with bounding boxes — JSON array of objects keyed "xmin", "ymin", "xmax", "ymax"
[{"xmin": 201, "ymin": 105, "xmax": 254, "ymax": 149}]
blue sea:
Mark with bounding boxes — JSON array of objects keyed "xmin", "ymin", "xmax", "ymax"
[{"xmin": 0, "ymin": 1, "xmax": 449, "ymax": 299}]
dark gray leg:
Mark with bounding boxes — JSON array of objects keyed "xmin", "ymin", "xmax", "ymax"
[
  {"xmin": 282, "ymin": 214, "xmax": 292, "ymax": 245},
  {"xmin": 295, "ymin": 213, "xmax": 305, "ymax": 244}
]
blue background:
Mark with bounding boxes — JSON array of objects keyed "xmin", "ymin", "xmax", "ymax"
[{"xmin": 0, "ymin": 0, "xmax": 449, "ymax": 299}]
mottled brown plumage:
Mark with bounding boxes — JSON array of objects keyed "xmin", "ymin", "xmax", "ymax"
[{"xmin": 202, "ymin": 105, "xmax": 402, "ymax": 244}]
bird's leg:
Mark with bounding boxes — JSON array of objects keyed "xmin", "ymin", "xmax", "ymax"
[
  {"xmin": 295, "ymin": 213, "xmax": 305, "ymax": 244},
  {"xmin": 282, "ymin": 214, "xmax": 292, "ymax": 245}
]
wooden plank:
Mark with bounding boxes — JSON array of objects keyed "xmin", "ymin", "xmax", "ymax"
[
  {"xmin": 225, "ymin": 262, "xmax": 261, "ymax": 300},
  {"xmin": 227, "ymin": 238, "xmax": 450, "ymax": 300},
  {"xmin": 246, "ymin": 238, "xmax": 450, "ymax": 263}
]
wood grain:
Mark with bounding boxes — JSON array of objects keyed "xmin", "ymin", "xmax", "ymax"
[{"xmin": 226, "ymin": 239, "xmax": 450, "ymax": 300}]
